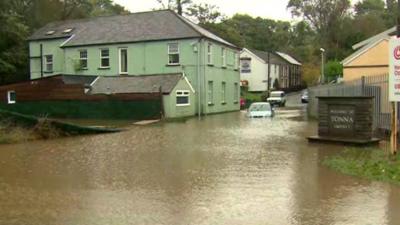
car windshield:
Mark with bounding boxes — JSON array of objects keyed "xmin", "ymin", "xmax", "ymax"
[
  {"xmin": 249, "ymin": 104, "xmax": 271, "ymax": 112},
  {"xmin": 270, "ymin": 92, "xmax": 283, "ymax": 97}
]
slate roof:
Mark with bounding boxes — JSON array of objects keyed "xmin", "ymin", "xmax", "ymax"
[
  {"xmin": 89, "ymin": 73, "xmax": 184, "ymax": 94},
  {"xmin": 352, "ymin": 26, "xmax": 396, "ymax": 50},
  {"xmin": 246, "ymin": 49, "xmax": 302, "ymax": 66},
  {"xmin": 275, "ymin": 52, "xmax": 302, "ymax": 65},
  {"xmin": 28, "ymin": 10, "xmax": 236, "ymax": 48}
]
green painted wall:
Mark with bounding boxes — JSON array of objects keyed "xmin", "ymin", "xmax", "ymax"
[
  {"xmin": 30, "ymin": 39, "xmax": 67, "ymax": 79},
  {"xmin": 162, "ymin": 77, "xmax": 195, "ymax": 118},
  {"xmin": 29, "ymin": 38, "xmax": 241, "ymax": 117}
]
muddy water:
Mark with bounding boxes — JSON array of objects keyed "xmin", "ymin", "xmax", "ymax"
[{"xmin": 0, "ymin": 109, "xmax": 399, "ymax": 225}]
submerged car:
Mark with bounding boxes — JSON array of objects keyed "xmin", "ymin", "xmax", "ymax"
[
  {"xmin": 247, "ymin": 102, "xmax": 274, "ymax": 118},
  {"xmin": 301, "ymin": 90, "xmax": 309, "ymax": 103},
  {"xmin": 267, "ymin": 91, "xmax": 286, "ymax": 107}
]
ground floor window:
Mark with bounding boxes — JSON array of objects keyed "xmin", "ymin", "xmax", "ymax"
[
  {"xmin": 176, "ymin": 90, "xmax": 190, "ymax": 106},
  {"xmin": 208, "ymin": 81, "xmax": 213, "ymax": 105},
  {"xmin": 234, "ymin": 82, "xmax": 239, "ymax": 103},
  {"xmin": 7, "ymin": 91, "xmax": 16, "ymax": 104},
  {"xmin": 221, "ymin": 82, "xmax": 226, "ymax": 104}
]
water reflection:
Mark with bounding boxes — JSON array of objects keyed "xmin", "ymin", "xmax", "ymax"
[{"xmin": 0, "ymin": 110, "xmax": 399, "ymax": 224}]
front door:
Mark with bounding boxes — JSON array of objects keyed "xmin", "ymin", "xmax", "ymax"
[{"xmin": 119, "ymin": 48, "xmax": 128, "ymax": 75}]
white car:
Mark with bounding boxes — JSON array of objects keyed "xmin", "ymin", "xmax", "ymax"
[
  {"xmin": 267, "ymin": 91, "xmax": 286, "ymax": 107},
  {"xmin": 247, "ymin": 102, "xmax": 274, "ymax": 118}
]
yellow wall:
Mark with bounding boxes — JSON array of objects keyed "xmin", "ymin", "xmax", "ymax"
[{"xmin": 343, "ymin": 39, "xmax": 389, "ymax": 81}]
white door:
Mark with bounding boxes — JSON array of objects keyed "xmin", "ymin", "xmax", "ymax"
[{"xmin": 119, "ymin": 48, "xmax": 128, "ymax": 75}]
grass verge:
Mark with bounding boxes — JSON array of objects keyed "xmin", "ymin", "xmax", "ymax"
[{"xmin": 323, "ymin": 148, "xmax": 400, "ymax": 185}]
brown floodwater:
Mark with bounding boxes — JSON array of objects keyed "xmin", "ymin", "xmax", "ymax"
[{"xmin": 0, "ymin": 109, "xmax": 399, "ymax": 225}]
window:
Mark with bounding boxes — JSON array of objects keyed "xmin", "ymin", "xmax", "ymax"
[
  {"xmin": 176, "ymin": 90, "xmax": 190, "ymax": 106},
  {"xmin": 234, "ymin": 83, "xmax": 239, "ymax": 103},
  {"xmin": 119, "ymin": 48, "xmax": 128, "ymax": 74},
  {"xmin": 208, "ymin": 81, "xmax": 213, "ymax": 105},
  {"xmin": 7, "ymin": 91, "xmax": 16, "ymax": 104},
  {"xmin": 207, "ymin": 43, "xmax": 213, "ymax": 65},
  {"xmin": 234, "ymin": 52, "xmax": 239, "ymax": 69},
  {"xmin": 79, "ymin": 50, "xmax": 88, "ymax": 69},
  {"xmin": 221, "ymin": 82, "xmax": 226, "ymax": 104},
  {"xmin": 221, "ymin": 48, "xmax": 226, "ymax": 67},
  {"xmin": 45, "ymin": 55, "xmax": 53, "ymax": 72},
  {"xmin": 100, "ymin": 49, "xmax": 110, "ymax": 68},
  {"xmin": 168, "ymin": 43, "xmax": 180, "ymax": 65}
]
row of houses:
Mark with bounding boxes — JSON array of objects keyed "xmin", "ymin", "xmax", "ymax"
[{"xmin": 0, "ymin": 10, "xmax": 303, "ymax": 119}]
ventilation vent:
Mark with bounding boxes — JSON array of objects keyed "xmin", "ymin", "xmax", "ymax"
[{"xmin": 62, "ymin": 28, "xmax": 73, "ymax": 34}]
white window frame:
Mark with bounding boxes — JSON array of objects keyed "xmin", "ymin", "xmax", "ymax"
[
  {"xmin": 45, "ymin": 55, "xmax": 53, "ymax": 72},
  {"xmin": 176, "ymin": 90, "xmax": 190, "ymax": 106},
  {"xmin": 221, "ymin": 82, "xmax": 226, "ymax": 104},
  {"xmin": 234, "ymin": 82, "xmax": 239, "ymax": 103},
  {"xmin": 7, "ymin": 91, "xmax": 16, "ymax": 104},
  {"xmin": 119, "ymin": 48, "xmax": 128, "ymax": 75},
  {"xmin": 100, "ymin": 48, "xmax": 110, "ymax": 68},
  {"xmin": 79, "ymin": 49, "xmax": 88, "ymax": 69},
  {"xmin": 208, "ymin": 81, "xmax": 214, "ymax": 105},
  {"xmin": 168, "ymin": 43, "xmax": 180, "ymax": 65},
  {"xmin": 221, "ymin": 48, "xmax": 226, "ymax": 68},
  {"xmin": 207, "ymin": 43, "xmax": 213, "ymax": 65},
  {"xmin": 234, "ymin": 52, "xmax": 239, "ymax": 69}
]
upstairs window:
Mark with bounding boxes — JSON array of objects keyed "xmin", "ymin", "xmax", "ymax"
[
  {"xmin": 176, "ymin": 90, "xmax": 190, "ymax": 106},
  {"xmin": 234, "ymin": 52, "xmax": 239, "ymax": 69},
  {"xmin": 7, "ymin": 91, "xmax": 16, "ymax": 104},
  {"xmin": 79, "ymin": 50, "xmax": 88, "ymax": 69},
  {"xmin": 221, "ymin": 48, "xmax": 226, "ymax": 67},
  {"xmin": 168, "ymin": 43, "xmax": 180, "ymax": 65},
  {"xmin": 100, "ymin": 49, "xmax": 110, "ymax": 68},
  {"xmin": 45, "ymin": 55, "xmax": 53, "ymax": 72},
  {"xmin": 207, "ymin": 43, "xmax": 213, "ymax": 65}
]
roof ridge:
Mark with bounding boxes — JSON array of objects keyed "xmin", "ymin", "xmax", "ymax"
[{"xmin": 40, "ymin": 9, "xmax": 173, "ymax": 27}]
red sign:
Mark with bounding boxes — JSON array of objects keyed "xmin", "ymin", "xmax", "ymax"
[{"xmin": 394, "ymin": 46, "xmax": 400, "ymax": 60}]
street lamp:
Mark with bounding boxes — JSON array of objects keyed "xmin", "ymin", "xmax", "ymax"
[{"xmin": 320, "ymin": 48, "xmax": 325, "ymax": 84}]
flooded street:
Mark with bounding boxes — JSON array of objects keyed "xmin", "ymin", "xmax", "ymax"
[{"xmin": 1, "ymin": 107, "xmax": 400, "ymax": 225}]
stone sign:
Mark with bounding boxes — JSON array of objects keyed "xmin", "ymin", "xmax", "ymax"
[
  {"xmin": 328, "ymin": 105, "xmax": 355, "ymax": 137},
  {"xmin": 308, "ymin": 96, "xmax": 379, "ymax": 145}
]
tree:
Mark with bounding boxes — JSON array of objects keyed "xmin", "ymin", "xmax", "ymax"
[
  {"xmin": 186, "ymin": 3, "xmax": 224, "ymax": 24},
  {"xmin": 354, "ymin": 0, "xmax": 385, "ymax": 15},
  {"xmin": 324, "ymin": 60, "xmax": 343, "ymax": 81},
  {"xmin": 156, "ymin": 0, "xmax": 192, "ymax": 15},
  {"xmin": 302, "ymin": 63, "xmax": 320, "ymax": 86}
]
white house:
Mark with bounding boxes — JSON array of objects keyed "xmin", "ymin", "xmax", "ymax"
[
  {"xmin": 240, "ymin": 48, "xmax": 302, "ymax": 92},
  {"xmin": 240, "ymin": 48, "xmax": 278, "ymax": 92}
]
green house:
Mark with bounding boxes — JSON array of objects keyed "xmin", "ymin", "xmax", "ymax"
[{"xmin": 28, "ymin": 10, "xmax": 241, "ymax": 117}]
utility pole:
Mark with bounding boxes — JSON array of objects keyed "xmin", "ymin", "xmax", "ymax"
[
  {"xmin": 320, "ymin": 48, "xmax": 325, "ymax": 84},
  {"xmin": 267, "ymin": 52, "xmax": 271, "ymax": 92}
]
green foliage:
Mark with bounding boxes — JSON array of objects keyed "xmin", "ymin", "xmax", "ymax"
[
  {"xmin": 324, "ymin": 148, "xmax": 400, "ymax": 185},
  {"xmin": 302, "ymin": 63, "xmax": 320, "ymax": 86},
  {"xmin": 324, "ymin": 60, "xmax": 343, "ymax": 81},
  {"xmin": 0, "ymin": 0, "xmax": 128, "ymax": 85}
]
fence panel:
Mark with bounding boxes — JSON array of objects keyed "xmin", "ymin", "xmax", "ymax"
[{"xmin": 308, "ymin": 74, "xmax": 390, "ymax": 134}]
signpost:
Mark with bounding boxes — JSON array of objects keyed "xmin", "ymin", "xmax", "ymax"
[{"xmin": 389, "ymin": 37, "xmax": 400, "ymax": 155}]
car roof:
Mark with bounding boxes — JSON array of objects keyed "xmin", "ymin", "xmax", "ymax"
[
  {"xmin": 271, "ymin": 91, "xmax": 284, "ymax": 93},
  {"xmin": 250, "ymin": 102, "xmax": 271, "ymax": 105}
]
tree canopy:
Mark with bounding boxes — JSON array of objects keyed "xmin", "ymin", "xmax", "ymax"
[{"xmin": 0, "ymin": 0, "xmax": 397, "ymax": 86}]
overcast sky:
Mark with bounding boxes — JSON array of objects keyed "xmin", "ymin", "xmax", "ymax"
[{"xmin": 113, "ymin": 0, "xmax": 361, "ymax": 22}]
